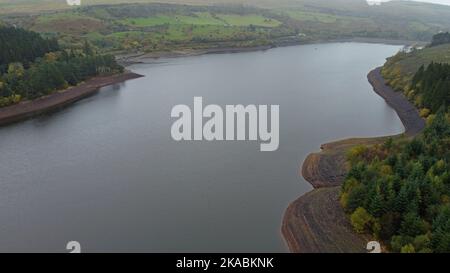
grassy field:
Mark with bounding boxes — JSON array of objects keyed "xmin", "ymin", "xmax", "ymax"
[
  {"xmin": 282, "ymin": 10, "xmax": 347, "ymax": 23},
  {"xmin": 119, "ymin": 13, "xmax": 221, "ymax": 27},
  {"xmin": 215, "ymin": 14, "xmax": 280, "ymax": 27},
  {"xmin": 11, "ymin": 3, "xmax": 293, "ymax": 53},
  {"xmin": 118, "ymin": 12, "xmax": 280, "ymax": 27}
]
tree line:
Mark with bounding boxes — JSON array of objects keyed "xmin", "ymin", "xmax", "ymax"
[
  {"xmin": 0, "ymin": 26, "xmax": 59, "ymax": 73},
  {"xmin": 412, "ymin": 62, "xmax": 450, "ymax": 113},
  {"xmin": 0, "ymin": 27, "xmax": 124, "ymax": 107},
  {"xmin": 342, "ymin": 109, "xmax": 449, "ymax": 252}
]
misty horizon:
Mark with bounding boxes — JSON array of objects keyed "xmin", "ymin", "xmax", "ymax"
[{"xmin": 368, "ymin": 0, "xmax": 450, "ymax": 6}]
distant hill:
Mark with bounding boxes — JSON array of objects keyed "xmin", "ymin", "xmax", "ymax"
[
  {"xmin": 2, "ymin": 0, "xmax": 450, "ymax": 54},
  {"xmin": 2, "ymin": 1, "xmax": 450, "ymax": 38}
]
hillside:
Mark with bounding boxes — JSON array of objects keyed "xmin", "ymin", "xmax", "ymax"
[
  {"xmin": 1, "ymin": 4, "xmax": 300, "ymax": 54},
  {"xmin": 339, "ymin": 34, "xmax": 450, "ymax": 253},
  {"xmin": 1, "ymin": 1, "xmax": 450, "ymax": 55},
  {"xmin": 381, "ymin": 41, "xmax": 450, "ymax": 111}
]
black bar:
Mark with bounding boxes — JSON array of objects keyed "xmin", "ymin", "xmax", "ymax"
[{"xmin": 1, "ymin": 253, "xmax": 446, "ymax": 272}]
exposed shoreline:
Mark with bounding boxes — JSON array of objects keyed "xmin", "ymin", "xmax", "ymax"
[
  {"xmin": 117, "ymin": 37, "xmax": 424, "ymax": 66},
  {"xmin": 0, "ymin": 72, "xmax": 143, "ymax": 126},
  {"xmin": 368, "ymin": 68, "xmax": 425, "ymax": 137},
  {"xmin": 116, "ymin": 45, "xmax": 276, "ymax": 66},
  {"xmin": 281, "ymin": 67, "xmax": 425, "ymax": 253}
]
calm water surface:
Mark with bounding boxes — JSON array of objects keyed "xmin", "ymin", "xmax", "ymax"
[{"xmin": 0, "ymin": 43, "xmax": 403, "ymax": 252}]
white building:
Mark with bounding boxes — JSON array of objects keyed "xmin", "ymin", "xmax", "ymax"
[{"xmin": 67, "ymin": 0, "xmax": 81, "ymax": 6}]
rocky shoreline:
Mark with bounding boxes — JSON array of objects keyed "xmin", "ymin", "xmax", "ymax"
[
  {"xmin": 0, "ymin": 72, "xmax": 143, "ymax": 126},
  {"xmin": 281, "ymin": 67, "xmax": 425, "ymax": 253}
]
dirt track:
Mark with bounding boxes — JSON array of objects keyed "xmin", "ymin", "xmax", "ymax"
[
  {"xmin": 282, "ymin": 67, "xmax": 425, "ymax": 253},
  {"xmin": 0, "ymin": 72, "xmax": 143, "ymax": 126}
]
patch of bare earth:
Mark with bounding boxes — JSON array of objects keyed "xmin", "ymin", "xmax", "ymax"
[
  {"xmin": 282, "ymin": 187, "xmax": 369, "ymax": 253},
  {"xmin": 33, "ymin": 18, "xmax": 106, "ymax": 35}
]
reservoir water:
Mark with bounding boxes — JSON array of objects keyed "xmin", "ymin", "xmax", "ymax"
[{"xmin": 0, "ymin": 43, "xmax": 404, "ymax": 252}]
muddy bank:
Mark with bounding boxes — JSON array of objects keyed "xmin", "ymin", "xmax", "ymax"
[
  {"xmin": 0, "ymin": 72, "xmax": 143, "ymax": 126},
  {"xmin": 282, "ymin": 67, "xmax": 425, "ymax": 253},
  {"xmin": 282, "ymin": 187, "xmax": 369, "ymax": 253},
  {"xmin": 116, "ymin": 45, "xmax": 276, "ymax": 66},
  {"xmin": 368, "ymin": 67, "xmax": 425, "ymax": 137},
  {"xmin": 301, "ymin": 136, "xmax": 394, "ymax": 189},
  {"xmin": 117, "ymin": 38, "xmax": 422, "ymax": 66}
]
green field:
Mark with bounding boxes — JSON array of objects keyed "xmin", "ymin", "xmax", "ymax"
[
  {"xmin": 119, "ymin": 12, "xmax": 280, "ymax": 27},
  {"xmin": 215, "ymin": 14, "xmax": 280, "ymax": 27},
  {"xmin": 7, "ymin": 3, "xmax": 291, "ymax": 53},
  {"xmin": 282, "ymin": 10, "xmax": 346, "ymax": 23},
  {"xmin": 119, "ymin": 13, "xmax": 221, "ymax": 27}
]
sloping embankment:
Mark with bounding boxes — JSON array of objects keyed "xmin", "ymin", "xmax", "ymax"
[
  {"xmin": 0, "ymin": 72, "xmax": 143, "ymax": 126},
  {"xmin": 368, "ymin": 68, "xmax": 425, "ymax": 137},
  {"xmin": 282, "ymin": 67, "xmax": 425, "ymax": 253}
]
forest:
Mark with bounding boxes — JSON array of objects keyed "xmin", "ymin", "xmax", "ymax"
[
  {"xmin": 412, "ymin": 63, "xmax": 450, "ymax": 113},
  {"xmin": 341, "ymin": 38, "xmax": 450, "ymax": 253},
  {"xmin": 430, "ymin": 32, "xmax": 450, "ymax": 47},
  {"xmin": 0, "ymin": 26, "xmax": 123, "ymax": 107},
  {"xmin": 342, "ymin": 109, "xmax": 450, "ymax": 252},
  {"xmin": 0, "ymin": 26, "xmax": 59, "ymax": 73}
]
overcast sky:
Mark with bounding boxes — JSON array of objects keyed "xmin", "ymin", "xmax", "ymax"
[
  {"xmin": 408, "ymin": 0, "xmax": 450, "ymax": 4},
  {"xmin": 370, "ymin": 0, "xmax": 450, "ymax": 5}
]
